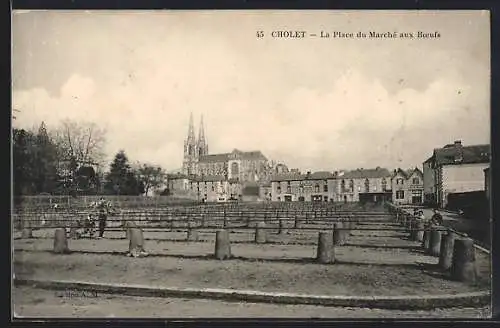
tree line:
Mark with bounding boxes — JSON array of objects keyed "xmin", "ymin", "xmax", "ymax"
[{"xmin": 13, "ymin": 120, "xmax": 168, "ymax": 199}]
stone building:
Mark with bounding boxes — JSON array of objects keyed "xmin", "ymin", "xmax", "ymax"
[
  {"xmin": 391, "ymin": 168, "xmax": 424, "ymax": 205},
  {"xmin": 422, "ymin": 140, "xmax": 490, "ymax": 208},
  {"xmin": 181, "ymin": 113, "xmax": 270, "ymax": 183},
  {"xmin": 335, "ymin": 168, "xmax": 392, "ymax": 203},
  {"xmin": 270, "ymin": 171, "xmax": 337, "ymax": 202}
]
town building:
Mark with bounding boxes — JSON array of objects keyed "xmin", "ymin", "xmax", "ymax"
[
  {"xmin": 422, "ymin": 140, "xmax": 490, "ymax": 208},
  {"xmin": 181, "ymin": 113, "xmax": 271, "ymax": 183},
  {"xmin": 391, "ymin": 168, "xmax": 424, "ymax": 205},
  {"xmin": 270, "ymin": 171, "xmax": 336, "ymax": 202},
  {"xmin": 335, "ymin": 167, "xmax": 392, "ymax": 203}
]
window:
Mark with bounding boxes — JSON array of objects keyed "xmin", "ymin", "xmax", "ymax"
[
  {"xmin": 396, "ymin": 190, "xmax": 405, "ymax": 199},
  {"xmin": 349, "ymin": 179, "xmax": 354, "ymax": 192},
  {"xmin": 381, "ymin": 178, "xmax": 387, "ymax": 191},
  {"xmin": 341, "ymin": 180, "xmax": 346, "ymax": 192},
  {"xmin": 323, "ymin": 182, "xmax": 328, "ymax": 192},
  {"xmin": 231, "ymin": 162, "xmax": 239, "ymax": 176},
  {"xmin": 300, "ymin": 184, "xmax": 304, "ymax": 193},
  {"xmin": 315, "ymin": 184, "xmax": 320, "ymax": 193},
  {"xmin": 397, "ymin": 178, "xmax": 404, "ymax": 185},
  {"xmin": 277, "ymin": 197, "xmax": 281, "ymax": 201},
  {"xmin": 412, "ymin": 177, "xmax": 420, "ymax": 185},
  {"xmin": 277, "ymin": 183, "xmax": 281, "ymax": 194},
  {"xmin": 286, "ymin": 186, "xmax": 291, "ymax": 193},
  {"xmin": 365, "ymin": 178, "xmax": 370, "ymax": 192},
  {"xmin": 324, "ymin": 196, "xmax": 328, "ymax": 202},
  {"xmin": 212, "ymin": 185, "xmax": 215, "ymax": 191}
]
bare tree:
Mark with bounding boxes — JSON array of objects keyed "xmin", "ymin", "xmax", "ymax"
[{"xmin": 52, "ymin": 119, "xmax": 107, "ymax": 168}]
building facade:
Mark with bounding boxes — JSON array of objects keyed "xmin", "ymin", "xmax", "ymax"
[
  {"xmin": 391, "ymin": 168, "xmax": 424, "ymax": 205},
  {"xmin": 423, "ymin": 140, "xmax": 490, "ymax": 208},
  {"xmin": 270, "ymin": 171, "xmax": 336, "ymax": 202},
  {"xmin": 270, "ymin": 168, "xmax": 393, "ymax": 203},
  {"xmin": 181, "ymin": 113, "xmax": 271, "ymax": 183},
  {"xmin": 335, "ymin": 168, "xmax": 392, "ymax": 203}
]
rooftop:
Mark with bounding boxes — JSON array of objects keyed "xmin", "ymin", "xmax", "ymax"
[
  {"xmin": 340, "ymin": 167, "xmax": 392, "ymax": 179},
  {"xmin": 199, "ymin": 149, "xmax": 267, "ymax": 163},
  {"xmin": 432, "ymin": 141, "xmax": 490, "ymax": 166}
]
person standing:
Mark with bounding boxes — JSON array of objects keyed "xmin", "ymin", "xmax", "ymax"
[
  {"xmin": 430, "ymin": 208, "xmax": 444, "ymax": 226},
  {"xmin": 96, "ymin": 197, "xmax": 111, "ymax": 238}
]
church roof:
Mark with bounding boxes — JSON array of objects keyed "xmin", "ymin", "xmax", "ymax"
[{"xmin": 199, "ymin": 149, "xmax": 267, "ymax": 163}]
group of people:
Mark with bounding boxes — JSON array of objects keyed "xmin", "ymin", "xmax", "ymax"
[
  {"xmin": 68, "ymin": 197, "xmax": 114, "ymax": 239},
  {"xmin": 412, "ymin": 208, "xmax": 444, "ymax": 226}
]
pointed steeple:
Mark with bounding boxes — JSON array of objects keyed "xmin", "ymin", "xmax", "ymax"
[
  {"xmin": 187, "ymin": 112, "xmax": 195, "ymax": 143},
  {"xmin": 198, "ymin": 115, "xmax": 205, "ymax": 142},
  {"xmin": 197, "ymin": 115, "xmax": 208, "ymax": 157}
]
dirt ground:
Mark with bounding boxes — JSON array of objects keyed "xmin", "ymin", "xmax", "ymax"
[
  {"xmin": 13, "ymin": 286, "xmax": 491, "ymax": 318},
  {"xmin": 13, "ymin": 217, "xmax": 491, "ymax": 319},
  {"xmin": 13, "ymin": 225, "xmax": 490, "ymax": 297}
]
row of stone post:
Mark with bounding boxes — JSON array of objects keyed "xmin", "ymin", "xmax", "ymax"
[
  {"xmin": 393, "ymin": 208, "xmax": 478, "ymax": 284},
  {"xmin": 214, "ymin": 227, "xmax": 352, "ymax": 264},
  {"xmin": 53, "ymin": 224, "xmax": 148, "ymax": 257}
]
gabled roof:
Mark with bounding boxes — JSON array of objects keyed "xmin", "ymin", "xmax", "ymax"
[
  {"xmin": 432, "ymin": 144, "xmax": 490, "ymax": 166},
  {"xmin": 407, "ymin": 167, "xmax": 423, "ymax": 178},
  {"xmin": 341, "ymin": 167, "xmax": 392, "ymax": 179},
  {"xmin": 392, "ymin": 167, "xmax": 423, "ymax": 179}
]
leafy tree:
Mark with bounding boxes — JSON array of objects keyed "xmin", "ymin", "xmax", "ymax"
[
  {"xmin": 13, "ymin": 128, "xmax": 37, "ymax": 197},
  {"xmin": 33, "ymin": 122, "xmax": 59, "ymax": 193},
  {"xmin": 104, "ymin": 150, "xmax": 144, "ymax": 195},
  {"xmin": 136, "ymin": 163, "xmax": 166, "ymax": 196}
]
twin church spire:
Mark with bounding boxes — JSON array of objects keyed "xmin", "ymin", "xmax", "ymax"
[{"xmin": 183, "ymin": 113, "xmax": 208, "ymax": 175}]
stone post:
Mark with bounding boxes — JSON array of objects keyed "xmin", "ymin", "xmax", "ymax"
[
  {"xmin": 124, "ymin": 221, "xmax": 137, "ymax": 240},
  {"xmin": 128, "ymin": 228, "xmax": 146, "ymax": 253},
  {"xmin": 429, "ymin": 228, "xmax": 442, "ymax": 257},
  {"xmin": 187, "ymin": 221, "xmax": 199, "ymax": 241},
  {"xmin": 317, "ymin": 231, "xmax": 335, "ymax": 264},
  {"xmin": 21, "ymin": 215, "xmax": 33, "ymax": 238},
  {"xmin": 451, "ymin": 238, "xmax": 477, "ymax": 283},
  {"xmin": 255, "ymin": 221, "xmax": 267, "ymax": 244},
  {"xmin": 333, "ymin": 223, "xmax": 344, "ymax": 246},
  {"xmin": 439, "ymin": 231, "xmax": 456, "ymax": 271},
  {"xmin": 422, "ymin": 223, "xmax": 431, "ymax": 250},
  {"xmin": 53, "ymin": 228, "xmax": 70, "ymax": 254},
  {"xmin": 215, "ymin": 230, "xmax": 231, "ymax": 260},
  {"xmin": 278, "ymin": 218, "xmax": 287, "ymax": 235},
  {"xmin": 415, "ymin": 221, "xmax": 425, "ymax": 242}
]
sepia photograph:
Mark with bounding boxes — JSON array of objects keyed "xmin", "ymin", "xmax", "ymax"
[{"xmin": 11, "ymin": 10, "xmax": 491, "ymax": 319}]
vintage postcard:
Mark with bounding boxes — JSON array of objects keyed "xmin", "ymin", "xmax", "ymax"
[{"xmin": 12, "ymin": 10, "xmax": 491, "ymax": 319}]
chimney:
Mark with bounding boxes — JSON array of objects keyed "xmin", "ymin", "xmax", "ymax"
[{"xmin": 454, "ymin": 140, "xmax": 463, "ymax": 162}]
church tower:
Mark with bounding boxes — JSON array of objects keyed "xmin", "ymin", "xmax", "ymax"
[
  {"xmin": 197, "ymin": 115, "xmax": 209, "ymax": 158},
  {"xmin": 182, "ymin": 112, "xmax": 198, "ymax": 176}
]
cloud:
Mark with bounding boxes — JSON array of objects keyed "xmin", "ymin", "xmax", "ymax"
[
  {"xmin": 12, "ymin": 64, "xmax": 488, "ymax": 173},
  {"xmin": 12, "ymin": 11, "xmax": 489, "ymax": 172}
]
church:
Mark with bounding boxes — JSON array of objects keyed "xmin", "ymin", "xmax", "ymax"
[{"xmin": 182, "ymin": 113, "xmax": 272, "ymax": 184}]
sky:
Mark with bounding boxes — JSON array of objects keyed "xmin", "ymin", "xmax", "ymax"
[{"xmin": 12, "ymin": 10, "xmax": 490, "ymax": 172}]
